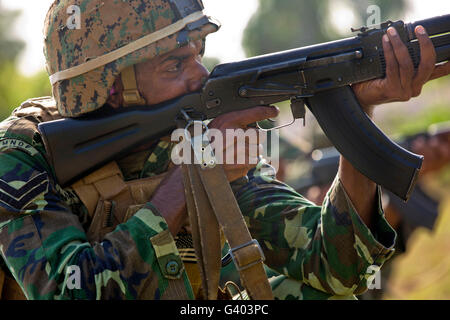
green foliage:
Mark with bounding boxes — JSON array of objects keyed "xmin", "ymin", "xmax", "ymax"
[
  {"xmin": 242, "ymin": 0, "xmax": 406, "ymax": 56},
  {"xmin": 0, "ymin": 6, "xmax": 24, "ymax": 62},
  {"xmin": 388, "ymin": 103, "xmax": 450, "ymax": 138},
  {"xmin": 243, "ymin": 0, "xmax": 329, "ymax": 56},
  {"xmin": 0, "ymin": 3, "xmax": 51, "ymax": 120},
  {"xmin": 374, "ymin": 77, "xmax": 450, "ymax": 139},
  {"xmin": 0, "ymin": 63, "xmax": 52, "ymax": 120}
]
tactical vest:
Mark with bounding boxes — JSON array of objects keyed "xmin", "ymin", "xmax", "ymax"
[{"xmin": 0, "ymin": 97, "xmax": 272, "ymax": 300}]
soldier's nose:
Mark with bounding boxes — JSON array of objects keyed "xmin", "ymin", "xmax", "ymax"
[{"xmin": 187, "ymin": 62, "xmax": 209, "ymax": 92}]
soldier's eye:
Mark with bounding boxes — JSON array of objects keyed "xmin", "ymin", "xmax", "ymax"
[{"xmin": 167, "ymin": 62, "xmax": 182, "ymax": 73}]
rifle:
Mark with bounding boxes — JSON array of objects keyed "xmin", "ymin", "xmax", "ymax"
[{"xmin": 38, "ymin": 14, "xmax": 450, "ymax": 200}]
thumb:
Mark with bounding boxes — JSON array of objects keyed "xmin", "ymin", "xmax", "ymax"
[{"xmin": 429, "ymin": 61, "xmax": 450, "ymax": 81}]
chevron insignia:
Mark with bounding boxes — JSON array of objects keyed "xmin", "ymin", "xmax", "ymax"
[{"xmin": 0, "ymin": 172, "xmax": 49, "ymax": 210}]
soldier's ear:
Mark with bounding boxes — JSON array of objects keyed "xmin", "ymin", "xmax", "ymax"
[{"xmin": 105, "ymin": 77, "xmax": 124, "ymax": 109}]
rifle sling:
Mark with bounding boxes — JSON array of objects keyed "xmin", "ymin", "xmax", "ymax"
[
  {"xmin": 182, "ymin": 163, "xmax": 273, "ymax": 300},
  {"xmin": 182, "ymin": 164, "xmax": 221, "ymax": 299}
]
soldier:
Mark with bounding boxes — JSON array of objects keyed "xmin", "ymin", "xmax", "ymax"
[{"xmin": 0, "ymin": 0, "xmax": 449, "ymax": 300}]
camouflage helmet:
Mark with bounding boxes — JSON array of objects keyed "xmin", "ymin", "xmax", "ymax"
[{"xmin": 43, "ymin": 0, "xmax": 220, "ymax": 117}]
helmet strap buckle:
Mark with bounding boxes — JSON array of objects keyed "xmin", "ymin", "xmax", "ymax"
[{"xmin": 121, "ymin": 65, "xmax": 146, "ymax": 106}]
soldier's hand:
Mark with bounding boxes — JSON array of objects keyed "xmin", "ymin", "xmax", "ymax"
[
  {"xmin": 352, "ymin": 25, "xmax": 450, "ymax": 114},
  {"xmin": 208, "ymin": 105, "xmax": 279, "ymax": 182}
]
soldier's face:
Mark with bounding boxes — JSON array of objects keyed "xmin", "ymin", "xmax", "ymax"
[{"xmin": 134, "ymin": 40, "xmax": 209, "ymax": 105}]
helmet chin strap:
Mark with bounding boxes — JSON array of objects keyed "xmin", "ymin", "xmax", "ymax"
[{"xmin": 121, "ymin": 65, "xmax": 147, "ymax": 106}]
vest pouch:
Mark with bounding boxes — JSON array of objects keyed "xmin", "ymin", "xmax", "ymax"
[
  {"xmin": 72, "ymin": 162, "xmax": 167, "ymax": 243},
  {"xmin": 83, "ymin": 172, "xmax": 136, "ymax": 243},
  {"xmin": 87, "ymin": 199, "xmax": 117, "ymax": 243}
]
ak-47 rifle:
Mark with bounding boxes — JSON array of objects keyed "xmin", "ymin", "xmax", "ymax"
[{"xmin": 38, "ymin": 14, "xmax": 450, "ymax": 201}]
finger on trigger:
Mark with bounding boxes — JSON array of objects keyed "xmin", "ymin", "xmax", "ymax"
[{"xmin": 237, "ymin": 105, "xmax": 279, "ymax": 127}]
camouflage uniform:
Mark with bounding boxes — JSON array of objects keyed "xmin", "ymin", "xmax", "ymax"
[
  {"xmin": 0, "ymin": 97, "xmax": 396, "ymax": 299},
  {"xmin": 0, "ymin": 0, "xmax": 396, "ymax": 300}
]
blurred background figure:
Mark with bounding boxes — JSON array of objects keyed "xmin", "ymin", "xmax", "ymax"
[{"xmin": 279, "ymin": 121, "xmax": 450, "ymax": 299}]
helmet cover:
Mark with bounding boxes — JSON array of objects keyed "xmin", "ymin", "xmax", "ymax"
[{"xmin": 43, "ymin": 0, "xmax": 219, "ymax": 117}]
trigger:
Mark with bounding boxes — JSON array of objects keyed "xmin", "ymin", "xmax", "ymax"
[{"xmin": 291, "ymin": 98, "xmax": 306, "ymax": 126}]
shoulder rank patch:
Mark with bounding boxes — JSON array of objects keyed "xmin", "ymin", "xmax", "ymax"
[
  {"xmin": 0, "ymin": 172, "xmax": 49, "ymax": 211},
  {"xmin": 0, "ymin": 139, "xmax": 39, "ymax": 157}
]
